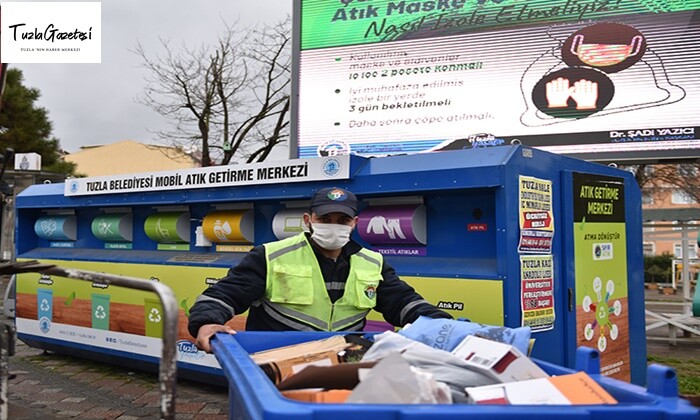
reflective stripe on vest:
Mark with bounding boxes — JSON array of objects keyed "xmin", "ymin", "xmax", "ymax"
[{"xmin": 264, "ymin": 233, "xmax": 383, "ymax": 331}]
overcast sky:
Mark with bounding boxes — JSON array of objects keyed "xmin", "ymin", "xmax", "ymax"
[{"xmin": 15, "ymin": 0, "xmax": 292, "ymax": 154}]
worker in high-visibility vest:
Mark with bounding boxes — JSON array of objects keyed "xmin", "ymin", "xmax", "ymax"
[{"xmin": 189, "ymin": 187, "xmax": 452, "ymax": 353}]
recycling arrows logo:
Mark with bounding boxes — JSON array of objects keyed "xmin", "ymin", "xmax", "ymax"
[
  {"xmin": 148, "ymin": 308, "xmax": 162, "ymax": 323},
  {"xmin": 40, "ymin": 299, "xmax": 50, "ymax": 312},
  {"xmin": 94, "ymin": 305, "xmax": 107, "ymax": 319}
]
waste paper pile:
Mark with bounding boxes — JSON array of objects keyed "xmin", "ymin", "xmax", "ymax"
[{"xmin": 248, "ymin": 317, "xmax": 617, "ymax": 405}]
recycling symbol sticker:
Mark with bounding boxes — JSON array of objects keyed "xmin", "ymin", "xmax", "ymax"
[
  {"xmin": 148, "ymin": 308, "xmax": 162, "ymax": 323},
  {"xmin": 94, "ymin": 305, "xmax": 107, "ymax": 319},
  {"xmin": 40, "ymin": 298, "xmax": 50, "ymax": 312}
]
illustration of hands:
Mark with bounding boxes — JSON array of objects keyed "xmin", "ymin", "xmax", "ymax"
[
  {"xmin": 545, "ymin": 77, "xmax": 571, "ymax": 108},
  {"xmin": 524, "ymin": 22, "xmax": 657, "ymax": 124},
  {"xmin": 546, "ymin": 77, "xmax": 598, "ymax": 110},
  {"xmin": 570, "ymin": 79, "xmax": 598, "ymax": 110}
]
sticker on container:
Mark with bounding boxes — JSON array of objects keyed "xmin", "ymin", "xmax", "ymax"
[
  {"xmin": 144, "ymin": 298, "xmax": 163, "ymax": 338},
  {"xmin": 202, "ymin": 210, "xmax": 254, "ymax": 243},
  {"xmin": 144, "ymin": 212, "xmax": 190, "ymax": 243},
  {"xmin": 358, "ymin": 205, "xmax": 426, "ymax": 245},
  {"xmin": 91, "ymin": 293, "xmax": 110, "ymax": 330},
  {"xmin": 37, "ymin": 288, "xmax": 53, "ymax": 334},
  {"xmin": 271, "ymin": 209, "xmax": 307, "ymax": 240},
  {"xmin": 91, "ymin": 214, "xmax": 133, "ymax": 242},
  {"xmin": 34, "ymin": 215, "xmax": 77, "ymax": 241}
]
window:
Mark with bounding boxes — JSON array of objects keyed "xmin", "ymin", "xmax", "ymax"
[
  {"xmin": 671, "ymin": 189, "xmax": 697, "ymax": 205},
  {"xmin": 643, "ymin": 242, "xmax": 655, "ymax": 256},
  {"xmin": 672, "ymin": 221, "xmax": 681, "ymax": 231},
  {"xmin": 673, "ymin": 243, "xmax": 698, "ymax": 259},
  {"xmin": 641, "ymin": 191, "xmax": 654, "ymax": 205}
]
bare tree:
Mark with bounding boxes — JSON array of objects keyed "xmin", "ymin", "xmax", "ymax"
[
  {"xmin": 134, "ymin": 17, "xmax": 291, "ymax": 166},
  {"xmin": 623, "ymin": 163, "xmax": 700, "ymax": 203}
]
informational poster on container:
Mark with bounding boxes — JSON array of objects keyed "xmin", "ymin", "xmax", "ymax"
[
  {"xmin": 295, "ymin": 1, "xmax": 700, "ymax": 162},
  {"xmin": 518, "ymin": 175, "xmax": 554, "ymax": 254},
  {"xmin": 15, "ymin": 259, "xmax": 228, "ymax": 372},
  {"xmin": 520, "ymin": 254, "xmax": 555, "ymax": 332},
  {"xmin": 572, "ymin": 172, "xmax": 629, "ymax": 381}
]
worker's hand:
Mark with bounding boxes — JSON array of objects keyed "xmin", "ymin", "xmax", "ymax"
[{"xmin": 194, "ymin": 324, "xmax": 236, "ymax": 353}]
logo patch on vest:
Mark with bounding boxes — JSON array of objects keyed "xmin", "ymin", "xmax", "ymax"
[{"xmin": 364, "ymin": 285, "xmax": 376, "ymax": 299}]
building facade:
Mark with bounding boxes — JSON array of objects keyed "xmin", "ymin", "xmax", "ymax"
[{"xmin": 63, "ymin": 140, "xmax": 198, "ymax": 177}]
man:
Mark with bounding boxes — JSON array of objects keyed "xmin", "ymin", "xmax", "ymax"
[{"xmin": 188, "ymin": 187, "xmax": 452, "ymax": 352}]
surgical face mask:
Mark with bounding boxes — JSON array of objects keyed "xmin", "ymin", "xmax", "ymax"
[{"xmin": 309, "ymin": 223, "xmax": 352, "ymax": 250}]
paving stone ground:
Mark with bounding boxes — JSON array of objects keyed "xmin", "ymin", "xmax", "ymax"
[
  {"xmin": 0, "ymin": 274, "xmax": 228, "ymax": 419},
  {"xmin": 6, "ymin": 336, "xmax": 229, "ymax": 419}
]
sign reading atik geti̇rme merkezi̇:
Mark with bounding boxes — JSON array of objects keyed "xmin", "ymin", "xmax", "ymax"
[{"xmin": 572, "ymin": 172, "xmax": 629, "ymax": 382}]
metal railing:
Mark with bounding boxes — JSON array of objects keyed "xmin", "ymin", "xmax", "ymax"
[{"xmin": 0, "ymin": 261, "xmax": 179, "ymax": 420}]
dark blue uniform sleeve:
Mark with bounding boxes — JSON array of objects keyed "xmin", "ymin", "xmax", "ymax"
[
  {"xmin": 187, "ymin": 246, "xmax": 267, "ymax": 337},
  {"xmin": 374, "ymin": 260, "xmax": 453, "ymax": 327}
]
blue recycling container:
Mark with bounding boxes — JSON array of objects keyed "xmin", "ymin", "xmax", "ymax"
[
  {"xmin": 14, "ymin": 147, "xmax": 649, "ymax": 384},
  {"xmin": 211, "ymin": 331, "xmax": 699, "ymax": 420}
]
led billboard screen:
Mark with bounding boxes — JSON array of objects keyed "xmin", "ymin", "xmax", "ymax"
[{"xmin": 292, "ymin": 0, "xmax": 700, "ymax": 162}]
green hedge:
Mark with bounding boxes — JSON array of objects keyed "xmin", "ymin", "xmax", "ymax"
[{"xmin": 644, "ymin": 252, "xmax": 673, "ymax": 283}]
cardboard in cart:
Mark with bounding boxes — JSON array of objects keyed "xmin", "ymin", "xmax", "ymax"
[
  {"xmin": 281, "ymin": 389, "xmax": 352, "ymax": 403},
  {"xmin": 250, "ymin": 335, "xmax": 359, "ymax": 384},
  {"xmin": 450, "ymin": 335, "xmax": 549, "ymax": 383},
  {"xmin": 465, "ymin": 371, "xmax": 618, "ymax": 405},
  {"xmin": 276, "ymin": 362, "xmax": 376, "ymax": 391}
]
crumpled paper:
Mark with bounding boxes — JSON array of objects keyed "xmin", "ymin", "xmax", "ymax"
[
  {"xmin": 359, "ymin": 331, "xmax": 497, "ymax": 402},
  {"xmin": 345, "ymin": 352, "xmax": 452, "ymax": 404}
]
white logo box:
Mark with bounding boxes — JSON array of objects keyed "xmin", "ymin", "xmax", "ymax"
[{"xmin": 1, "ymin": 2, "xmax": 101, "ymax": 63}]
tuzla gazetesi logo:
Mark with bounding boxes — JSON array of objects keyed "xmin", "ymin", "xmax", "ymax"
[{"xmin": 1, "ymin": 2, "xmax": 101, "ymax": 64}]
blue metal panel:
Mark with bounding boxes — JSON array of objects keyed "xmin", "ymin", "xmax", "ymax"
[
  {"xmin": 502, "ymin": 149, "xmax": 567, "ymax": 366},
  {"xmin": 625, "ymin": 175, "xmax": 646, "ymax": 385},
  {"xmin": 561, "ymin": 171, "xmax": 581, "ymax": 378}
]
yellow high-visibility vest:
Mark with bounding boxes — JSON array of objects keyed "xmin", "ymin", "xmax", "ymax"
[{"xmin": 262, "ymin": 233, "xmax": 383, "ymax": 331}]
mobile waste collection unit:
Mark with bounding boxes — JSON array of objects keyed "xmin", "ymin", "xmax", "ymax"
[{"xmin": 13, "ymin": 146, "xmax": 646, "ymax": 384}]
